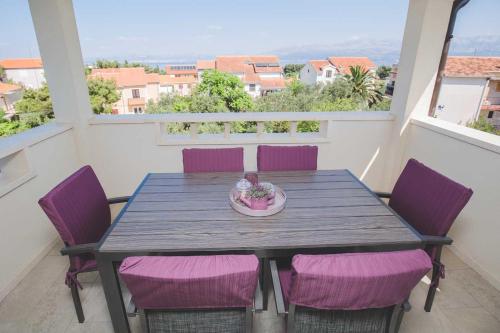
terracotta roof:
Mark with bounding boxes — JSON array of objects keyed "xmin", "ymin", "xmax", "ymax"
[
  {"xmin": 215, "ymin": 55, "xmax": 281, "ymax": 73},
  {"xmin": 481, "ymin": 104, "xmax": 500, "ymax": 112},
  {"xmin": 0, "ymin": 58, "xmax": 43, "ymax": 69},
  {"xmin": 260, "ymin": 78, "xmax": 286, "ymax": 90},
  {"xmin": 0, "ymin": 82, "xmax": 22, "ymax": 94},
  {"xmin": 89, "ymin": 67, "xmax": 159, "ymax": 87},
  {"xmin": 196, "ymin": 60, "xmax": 216, "ymax": 70},
  {"xmin": 242, "ymin": 64, "xmax": 261, "ymax": 84},
  {"xmin": 165, "ymin": 65, "xmax": 197, "ymax": 75},
  {"xmin": 328, "ymin": 57, "xmax": 376, "ymax": 75},
  {"xmin": 444, "ymin": 57, "xmax": 500, "ymax": 77},
  {"xmin": 309, "ymin": 60, "xmax": 332, "ymax": 73},
  {"xmin": 128, "ymin": 97, "xmax": 145, "ymax": 106},
  {"xmin": 158, "ymin": 75, "xmax": 197, "ymax": 85}
]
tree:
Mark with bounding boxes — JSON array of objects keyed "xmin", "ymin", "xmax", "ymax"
[
  {"xmin": 344, "ymin": 65, "xmax": 383, "ymax": 107},
  {"xmin": 196, "ymin": 70, "xmax": 254, "ymax": 112},
  {"xmin": 0, "ymin": 65, "xmax": 5, "ymax": 81},
  {"xmin": 283, "ymin": 64, "xmax": 305, "ymax": 78},
  {"xmin": 376, "ymin": 65, "xmax": 392, "ymax": 80},
  {"xmin": 15, "ymin": 84, "xmax": 53, "ymax": 115},
  {"xmin": 321, "ymin": 80, "xmax": 352, "ymax": 100},
  {"xmin": 87, "ymin": 78, "xmax": 120, "ymax": 114}
]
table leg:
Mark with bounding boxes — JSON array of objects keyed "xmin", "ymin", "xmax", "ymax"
[{"xmin": 97, "ymin": 254, "xmax": 130, "ymax": 333}]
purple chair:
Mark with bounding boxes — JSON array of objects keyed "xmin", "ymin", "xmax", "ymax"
[
  {"xmin": 38, "ymin": 165, "xmax": 130, "ymax": 323},
  {"xmin": 182, "ymin": 147, "xmax": 244, "ymax": 173},
  {"xmin": 119, "ymin": 255, "xmax": 260, "ymax": 333},
  {"xmin": 257, "ymin": 145, "xmax": 318, "ymax": 171},
  {"xmin": 271, "ymin": 250, "xmax": 432, "ymax": 333},
  {"xmin": 376, "ymin": 158, "xmax": 473, "ymax": 312}
]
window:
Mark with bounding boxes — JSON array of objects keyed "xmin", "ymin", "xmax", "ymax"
[
  {"xmin": 178, "ymin": 84, "xmax": 183, "ymax": 89},
  {"xmin": 496, "ymin": 82, "xmax": 500, "ymax": 92},
  {"xmin": 325, "ymin": 70, "xmax": 332, "ymax": 78},
  {"xmin": 132, "ymin": 89, "xmax": 140, "ymax": 98},
  {"xmin": 249, "ymin": 84, "xmax": 256, "ymax": 92},
  {"xmin": 488, "ymin": 111, "xmax": 494, "ymax": 118},
  {"xmin": 133, "ymin": 107, "xmax": 143, "ymax": 114}
]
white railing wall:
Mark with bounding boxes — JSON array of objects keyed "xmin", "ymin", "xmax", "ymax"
[
  {"xmin": 403, "ymin": 116, "xmax": 500, "ymax": 290},
  {"xmin": 87, "ymin": 112, "xmax": 396, "ymax": 197}
]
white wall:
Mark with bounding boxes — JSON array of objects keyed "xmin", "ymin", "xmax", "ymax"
[
  {"xmin": 299, "ymin": 63, "xmax": 319, "ymax": 86},
  {"xmin": 5, "ymin": 68, "xmax": 45, "ymax": 89},
  {"xmin": 0, "ymin": 125, "xmax": 82, "ymax": 299},
  {"xmin": 403, "ymin": 117, "xmax": 500, "ymax": 289},
  {"xmin": 435, "ymin": 77, "xmax": 486, "ymax": 124}
]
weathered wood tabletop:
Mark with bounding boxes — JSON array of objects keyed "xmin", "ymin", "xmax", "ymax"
[{"xmin": 99, "ymin": 170, "xmax": 422, "ymax": 255}]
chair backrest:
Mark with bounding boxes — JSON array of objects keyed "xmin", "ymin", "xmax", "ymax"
[
  {"xmin": 257, "ymin": 145, "xmax": 318, "ymax": 171},
  {"xmin": 38, "ymin": 165, "xmax": 110, "ymax": 247},
  {"xmin": 288, "ymin": 250, "xmax": 431, "ymax": 310},
  {"xmin": 119, "ymin": 255, "xmax": 259, "ymax": 310},
  {"xmin": 182, "ymin": 148, "xmax": 244, "ymax": 173},
  {"xmin": 389, "ymin": 158, "xmax": 473, "ymax": 237}
]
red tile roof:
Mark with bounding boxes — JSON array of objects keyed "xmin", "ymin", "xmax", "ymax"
[
  {"xmin": 445, "ymin": 56, "xmax": 500, "ymax": 77},
  {"xmin": 328, "ymin": 57, "xmax": 376, "ymax": 75},
  {"xmin": 260, "ymin": 78, "xmax": 286, "ymax": 90},
  {"xmin": 481, "ymin": 104, "xmax": 500, "ymax": 112},
  {"xmin": 309, "ymin": 60, "xmax": 332, "ymax": 73},
  {"xmin": 215, "ymin": 55, "xmax": 281, "ymax": 73},
  {"xmin": 89, "ymin": 67, "xmax": 160, "ymax": 87},
  {"xmin": 158, "ymin": 75, "xmax": 197, "ymax": 85},
  {"xmin": 196, "ymin": 60, "xmax": 216, "ymax": 70},
  {"xmin": 0, "ymin": 82, "xmax": 22, "ymax": 94},
  {"xmin": 0, "ymin": 58, "xmax": 43, "ymax": 69}
]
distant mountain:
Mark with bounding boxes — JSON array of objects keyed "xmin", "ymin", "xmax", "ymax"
[
  {"xmin": 83, "ymin": 35, "xmax": 500, "ymax": 67},
  {"xmin": 269, "ymin": 35, "xmax": 500, "ymax": 66}
]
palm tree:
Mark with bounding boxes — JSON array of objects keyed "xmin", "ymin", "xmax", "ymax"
[{"xmin": 344, "ymin": 65, "xmax": 383, "ymax": 107}]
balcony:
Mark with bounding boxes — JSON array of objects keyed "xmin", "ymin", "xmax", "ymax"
[{"xmin": 0, "ymin": 0, "xmax": 500, "ymax": 332}]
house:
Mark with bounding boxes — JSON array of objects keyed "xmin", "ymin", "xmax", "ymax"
[
  {"xmin": 199, "ymin": 55, "xmax": 286, "ymax": 97},
  {"xmin": 159, "ymin": 75, "xmax": 197, "ymax": 96},
  {"xmin": 0, "ymin": 82, "xmax": 23, "ymax": 117},
  {"xmin": 385, "ymin": 64, "xmax": 398, "ymax": 95},
  {"xmin": 0, "ymin": 58, "xmax": 45, "ymax": 89},
  {"xmin": 88, "ymin": 67, "xmax": 160, "ymax": 114},
  {"xmin": 165, "ymin": 64, "xmax": 197, "ymax": 79},
  {"xmin": 435, "ymin": 56, "xmax": 500, "ymax": 128},
  {"xmin": 299, "ymin": 56, "xmax": 377, "ymax": 86}
]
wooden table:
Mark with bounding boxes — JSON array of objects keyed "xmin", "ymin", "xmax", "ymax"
[{"xmin": 97, "ymin": 170, "xmax": 423, "ymax": 333}]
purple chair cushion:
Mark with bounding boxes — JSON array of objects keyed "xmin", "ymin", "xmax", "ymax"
[
  {"xmin": 389, "ymin": 159, "xmax": 473, "ymax": 237},
  {"xmin": 257, "ymin": 145, "xmax": 318, "ymax": 171},
  {"xmin": 182, "ymin": 148, "xmax": 244, "ymax": 173},
  {"xmin": 119, "ymin": 255, "xmax": 259, "ymax": 309},
  {"xmin": 280, "ymin": 250, "xmax": 431, "ymax": 310},
  {"xmin": 38, "ymin": 165, "xmax": 110, "ymax": 278}
]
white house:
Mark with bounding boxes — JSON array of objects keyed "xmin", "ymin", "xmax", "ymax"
[
  {"xmin": 435, "ymin": 56, "xmax": 500, "ymax": 128},
  {"xmin": 300, "ymin": 56, "xmax": 377, "ymax": 86},
  {"xmin": 0, "ymin": 82, "xmax": 23, "ymax": 117},
  {"xmin": 0, "ymin": 58, "xmax": 45, "ymax": 89}
]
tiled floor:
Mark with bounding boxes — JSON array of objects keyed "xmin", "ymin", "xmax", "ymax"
[{"xmin": 1, "ymin": 243, "xmax": 499, "ymax": 332}]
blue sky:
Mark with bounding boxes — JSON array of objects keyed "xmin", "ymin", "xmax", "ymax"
[{"xmin": 1, "ymin": 0, "xmax": 499, "ymax": 62}]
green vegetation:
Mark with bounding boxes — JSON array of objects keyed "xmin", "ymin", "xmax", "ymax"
[
  {"xmin": 467, "ymin": 117, "xmax": 500, "ymax": 136},
  {"xmin": 93, "ymin": 59, "xmax": 166, "ymax": 75},
  {"xmin": 0, "ymin": 65, "xmax": 5, "ymax": 80},
  {"xmin": 344, "ymin": 65, "xmax": 383, "ymax": 107},
  {"xmin": 376, "ymin": 65, "xmax": 392, "ymax": 80},
  {"xmin": 283, "ymin": 64, "xmax": 305, "ymax": 78},
  {"xmin": 87, "ymin": 78, "xmax": 121, "ymax": 114}
]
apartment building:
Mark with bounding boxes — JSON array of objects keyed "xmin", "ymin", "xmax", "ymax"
[
  {"xmin": 159, "ymin": 75, "xmax": 197, "ymax": 96},
  {"xmin": 300, "ymin": 56, "xmax": 376, "ymax": 86},
  {"xmin": 0, "ymin": 82, "xmax": 22, "ymax": 117},
  {"xmin": 165, "ymin": 64, "xmax": 197, "ymax": 79},
  {"xmin": 197, "ymin": 55, "xmax": 286, "ymax": 97},
  {"xmin": 0, "ymin": 58, "xmax": 45, "ymax": 89},
  {"xmin": 89, "ymin": 67, "xmax": 160, "ymax": 114},
  {"xmin": 435, "ymin": 56, "xmax": 500, "ymax": 128}
]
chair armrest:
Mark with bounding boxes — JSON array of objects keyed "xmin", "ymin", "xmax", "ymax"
[
  {"xmin": 270, "ymin": 260, "xmax": 287, "ymax": 316},
  {"xmin": 60, "ymin": 243, "xmax": 98, "ymax": 256},
  {"xmin": 421, "ymin": 235, "xmax": 453, "ymax": 246},
  {"xmin": 107, "ymin": 196, "xmax": 131, "ymax": 205},
  {"xmin": 374, "ymin": 191, "xmax": 392, "ymax": 199}
]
